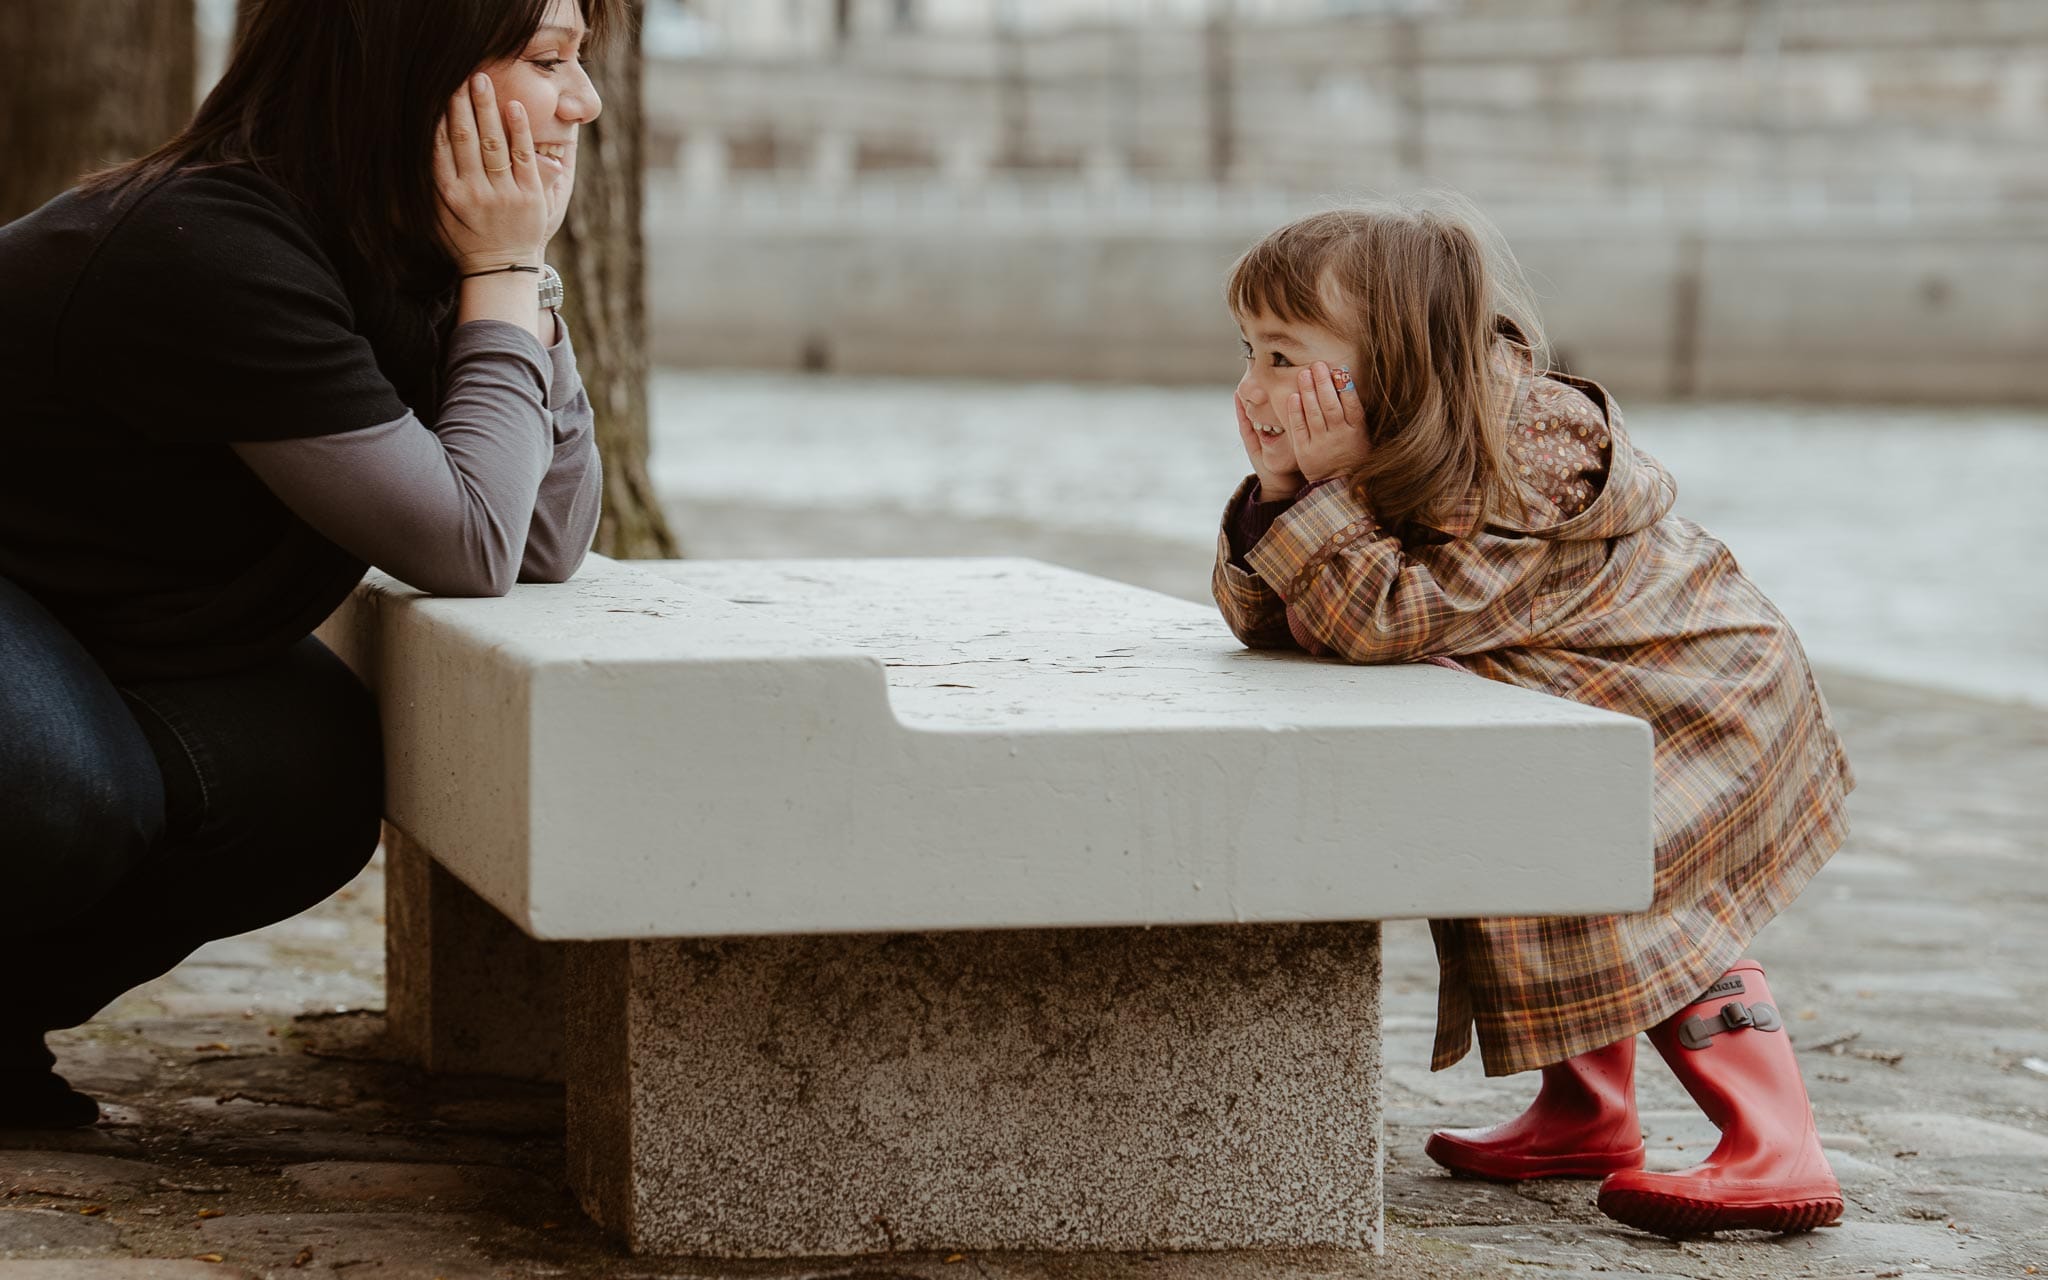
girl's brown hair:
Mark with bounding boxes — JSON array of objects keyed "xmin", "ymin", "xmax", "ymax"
[{"xmin": 1227, "ymin": 193, "xmax": 1546, "ymax": 533}]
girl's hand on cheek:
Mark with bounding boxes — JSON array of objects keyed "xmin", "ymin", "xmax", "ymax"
[
  {"xmin": 1235, "ymin": 392, "xmax": 1305, "ymax": 501},
  {"xmin": 433, "ymin": 75, "xmax": 550, "ymax": 276},
  {"xmin": 1285, "ymin": 361, "xmax": 1370, "ymax": 484}
]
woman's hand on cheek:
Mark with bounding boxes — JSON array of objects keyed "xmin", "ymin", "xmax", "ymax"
[
  {"xmin": 1284, "ymin": 361, "xmax": 1370, "ymax": 484},
  {"xmin": 542, "ymin": 159, "xmax": 574, "ymax": 245},
  {"xmin": 1235, "ymin": 392, "xmax": 1305, "ymax": 501},
  {"xmin": 433, "ymin": 74, "xmax": 550, "ymax": 276}
]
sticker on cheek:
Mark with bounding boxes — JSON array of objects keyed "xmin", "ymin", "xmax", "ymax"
[{"xmin": 1333, "ymin": 366, "xmax": 1354, "ymax": 393}]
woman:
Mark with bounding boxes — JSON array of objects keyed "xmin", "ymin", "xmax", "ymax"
[{"xmin": 0, "ymin": 0, "xmax": 611, "ymax": 1128}]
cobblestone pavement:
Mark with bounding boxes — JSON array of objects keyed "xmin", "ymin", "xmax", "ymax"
[{"xmin": 4, "ymin": 528, "xmax": 2044, "ymax": 1278}]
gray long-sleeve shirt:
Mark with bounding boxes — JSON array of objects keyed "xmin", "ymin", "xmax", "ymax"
[{"xmin": 232, "ymin": 316, "xmax": 602, "ymax": 598}]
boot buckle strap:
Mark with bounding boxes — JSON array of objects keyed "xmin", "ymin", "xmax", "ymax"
[{"xmin": 1678, "ymin": 999, "xmax": 1783, "ymax": 1050}]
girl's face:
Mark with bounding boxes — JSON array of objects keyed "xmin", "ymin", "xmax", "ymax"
[
  {"xmin": 477, "ymin": 0, "xmax": 603, "ymax": 215},
  {"xmin": 1235, "ymin": 307, "xmax": 1357, "ymax": 463}
]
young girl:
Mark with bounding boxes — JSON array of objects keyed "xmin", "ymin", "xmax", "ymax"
[{"xmin": 1214, "ymin": 196, "xmax": 1855, "ymax": 1239}]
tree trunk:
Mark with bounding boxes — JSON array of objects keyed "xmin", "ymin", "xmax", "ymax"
[
  {"xmin": 550, "ymin": 0, "xmax": 680, "ymax": 560},
  {"xmin": 0, "ymin": 0, "xmax": 195, "ymax": 223}
]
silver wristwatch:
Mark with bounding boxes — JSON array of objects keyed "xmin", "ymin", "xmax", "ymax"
[{"xmin": 537, "ymin": 264, "xmax": 564, "ymax": 312}]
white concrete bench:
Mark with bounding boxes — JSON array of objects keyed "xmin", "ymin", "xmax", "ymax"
[{"xmin": 319, "ymin": 555, "xmax": 1652, "ymax": 1258}]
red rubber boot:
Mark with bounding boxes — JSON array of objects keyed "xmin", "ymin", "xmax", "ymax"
[
  {"xmin": 1424, "ymin": 1037, "xmax": 1644, "ymax": 1179},
  {"xmin": 1598, "ymin": 960, "xmax": 1843, "ymax": 1236}
]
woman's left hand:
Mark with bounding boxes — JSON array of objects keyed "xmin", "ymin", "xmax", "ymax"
[{"xmin": 1283, "ymin": 361, "xmax": 1370, "ymax": 484}]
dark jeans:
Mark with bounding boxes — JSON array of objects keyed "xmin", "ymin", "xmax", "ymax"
[{"xmin": 0, "ymin": 575, "xmax": 382, "ymax": 1037}]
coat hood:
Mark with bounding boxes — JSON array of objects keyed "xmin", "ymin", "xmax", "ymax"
[
  {"xmin": 1415, "ymin": 328, "xmax": 1679, "ymax": 546},
  {"xmin": 1528, "ymin": 375, "xmax": 1679, "ymax": 544}
]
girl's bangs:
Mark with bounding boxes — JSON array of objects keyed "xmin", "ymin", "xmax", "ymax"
[{"xmin": 1227, "ymin": 231, "xmax": 1337, "ymax": 329}]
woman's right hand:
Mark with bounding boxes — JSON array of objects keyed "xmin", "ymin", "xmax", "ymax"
[
  {"xmin": 434, "ymin": 74, "xmax": 549, "ymax": 276},
  {"xmin": 1234, "ymin": 391, "xmax": 1306, "ymax": 502}
]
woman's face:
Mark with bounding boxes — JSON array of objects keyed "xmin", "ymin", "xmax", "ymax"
[{"xmin": 477, "ymin": 0, "xmax": 603, "ymax": 222}]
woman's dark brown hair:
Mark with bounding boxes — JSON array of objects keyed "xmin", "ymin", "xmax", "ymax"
[
  {"xmin": 1227, "ymin": 192, "xmax": 1547, "ymax": 534},
  {"xmin": 88, "ymin": 0, "xmax": 616, "ymax": 302},
  {"xmin": 82, "ymin": 0, "xmax": 617, "ymax": 417}
]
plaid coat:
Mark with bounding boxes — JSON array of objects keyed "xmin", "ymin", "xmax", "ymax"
[{"xmin": 1213, "ymin": 344, "xmax": 1855, "ymax": 1076}]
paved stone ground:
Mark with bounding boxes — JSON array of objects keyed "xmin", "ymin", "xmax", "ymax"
[{"xmin": 5, "ymin": 513, "xmax": 2044, "ymax": 1279}]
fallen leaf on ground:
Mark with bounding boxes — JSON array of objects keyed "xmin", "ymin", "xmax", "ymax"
[
  {"xmin": 193, "ymin": 1255, "xmax": 224, "ymax": 1264},
  {"xmin": 293, "ymin": 1246, "xmax": 315, "ymax": 1267},
  {"xmin": 195, "ymin": 1207, "xmax": 225, "ymax": 1219},
  {"xmin": 77, "ymin": 1205, "xmax": 105, "ymax": 1216},
  {"xmin": 193, "ymin": 1043, "xmax": 232, "ymax": 1052},
  {"xmin": 1805, "ymin": 1030, "xmax": 1861, "ymax": 1054}
]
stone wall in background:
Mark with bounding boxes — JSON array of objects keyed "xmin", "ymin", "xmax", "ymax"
[
  {"xmin": 644, "ymin": 0, "xmax": 2048, "ymax": 401},
  {"xmin": 647, "ymin": 188, "xmax": 2047, "ymax": 403},
  {"xmin": 649, "ymin": 0, "xmax": 2046, "ymax": 205}
]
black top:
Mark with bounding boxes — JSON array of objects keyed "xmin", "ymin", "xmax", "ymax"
[{"xmin": 0, "ymin": 165, "xmax": 558, "ymax": 682}]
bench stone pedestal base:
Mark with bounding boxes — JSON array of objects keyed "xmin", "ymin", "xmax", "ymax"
[
  {"xmin": 382, "ymin": 825, "xmax": 564, "ymax": 1083},
  {"xmin": 563, "ymin": 924, "xmax": 1384, "ymax": 1257}
]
